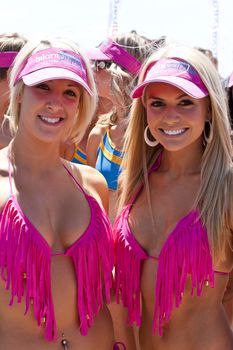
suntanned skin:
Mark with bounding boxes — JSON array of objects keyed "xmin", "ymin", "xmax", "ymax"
[
  {"xmin": 0, "ymin": 79, "xmax": 115, "ymax": 349},
  {"xmin": 223, "ymin": 269, "xmax": 233, "ymax": 328},
  {"xmin": 125, "ymin": 83, "xmax": 233, "ymax": 350}
]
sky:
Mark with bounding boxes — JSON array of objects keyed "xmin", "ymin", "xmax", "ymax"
[{"xmin": 1, "ymin": 0, "xmax": 233, "ymax": 78}]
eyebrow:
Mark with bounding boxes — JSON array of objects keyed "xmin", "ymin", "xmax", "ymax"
[
  {"xmin": 45, "ymin": 80, "xmax": 80, "ymax": 88},
  {"xmin": 147, "ymin": 93, "xmax": 189, "ymax": 100},
  {"xmin": 66, "ymin": 83, "xmax": 80, "ymax": 89}
]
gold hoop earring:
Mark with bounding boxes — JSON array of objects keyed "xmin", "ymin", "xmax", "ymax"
[
  {"xmin": 144, "ymin": 125, "xmax": 159, "ymax": 147},
  {"xmin": 203, "ymin": 120, "xmax": 213, "ymax": 144},
  {"xmin": 109, "ymin": 107, "xmax": 117, "ymax": 125}
]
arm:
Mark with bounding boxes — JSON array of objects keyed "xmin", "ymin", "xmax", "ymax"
[
  {"xmin": 86, "ymin": 125, "xmax": 106, "ymax": 167},
  {"xmin": 223, "ymin": 267, "xmax": 233, "ymax": 329}
]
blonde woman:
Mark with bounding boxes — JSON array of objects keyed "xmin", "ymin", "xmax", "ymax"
[
  {"xmin": 0, "ymin": 37, "xmax": 115, "ymax": 350},
  {"xmin": 114, "ymin": 44, "xmax": 233, "ymax": 349}
]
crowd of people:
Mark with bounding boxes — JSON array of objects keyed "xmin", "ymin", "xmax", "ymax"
[{"xmin": 0, "ymin": 29, "xmax": 232, "ymax": 350}]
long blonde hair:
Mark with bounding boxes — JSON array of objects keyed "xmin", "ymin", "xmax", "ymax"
[
  {"xmin": 118, "ymin": 44, "xmax": 233, "ymax": 261},
  {"xmin": 8, "ymin": 37, "xmax": 97, "ymax": 144}
]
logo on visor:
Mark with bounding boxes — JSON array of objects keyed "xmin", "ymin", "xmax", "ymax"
[
  {"xmin": 155, "ymin": 61, "xmax": 194, "ymax": 77},
  {"xmin": 35, "ymin": 51, "xmax": 85, "ymax": 72},
  {"xmin": 59, "ymin": 52, "xmax": 84, "ymax": 70}
]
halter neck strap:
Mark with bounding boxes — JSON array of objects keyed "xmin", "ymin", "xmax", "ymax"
[
  {"xmin": 7, "ymin": 147, "xmax": 14, "ymax": 196},
  {"xmin": 127, "ymin": 150, "xmax": 163, "ymax": 208}
]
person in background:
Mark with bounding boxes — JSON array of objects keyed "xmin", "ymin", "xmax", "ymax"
[
  {"xmin": 86, "ymin": 31, "xmax": 161, "ymax": 350},
  {"xmin": 0, "ymin": 36, "xmax": 116, "ymax": 350},
  {"xmin": 113, "ymin": 44, "xmax": 233, "ymax": 350},
  {"xmin": 86, "ymin": 31, "xmax": 160, "ymax": 223},
  {"xmin": 0, "ymin": 32, "xmax": 27, "ymax": 148},
  {"xmin": 196, "ymin": 47, "xmax": 218, "ymax": 70}
]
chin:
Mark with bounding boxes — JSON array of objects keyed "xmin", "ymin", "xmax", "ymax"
[
  {"xmin": 34, "ymin": 132, "xmax": 63, "ymax": 145},
  {"xmin": 160, "ymin": 142, "xmax": 187, "ymax": 152}
]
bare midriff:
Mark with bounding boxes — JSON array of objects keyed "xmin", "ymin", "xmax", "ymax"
[
  {"xmin": 139, "ymin": 258, "xmax": 233, "ymax": 350},
  {"xmin": 0, "ymin": 255, "xmax": 115, "ymax": 350}
]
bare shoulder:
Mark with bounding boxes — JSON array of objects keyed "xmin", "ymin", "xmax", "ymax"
[
  {"xmin": 64, "ymin": 160, "xmax": 109, "ymax": 212},
  {"xmin": 0, "ymin": 146, "xmax": 10, "ymax": 173},
  {"xmin": 0, "ymin": 147, "xmax": 12, "ymax": 208}
]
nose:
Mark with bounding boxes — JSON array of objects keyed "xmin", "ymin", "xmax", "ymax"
[
  {"xmin": 46, "ymin": 93, "xmax": 63, "ymax": 112},
  {"xmin": 163, "ymin": 106, "xmax": 180, "ymax": 124}
]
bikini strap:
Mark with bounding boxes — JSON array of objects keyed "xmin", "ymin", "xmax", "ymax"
[
  {"xmin": 7, "ymin": 148, "xmax": 14, "ymax": 196},
  {"xmin": 62, "ymin": 163, "xmax": 88, "ymax": 197}
]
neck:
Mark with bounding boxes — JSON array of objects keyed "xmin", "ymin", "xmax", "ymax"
[
  {"xmin": 160, "ymin": 143, "xmax": 204, "ymax": 178},
  {"xmin": 10, "ymin": 133, "xmax": 62, "ymax": 175}
]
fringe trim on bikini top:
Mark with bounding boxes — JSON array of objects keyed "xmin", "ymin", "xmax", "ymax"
[
  {"xmin": 70, "ymin": 196, "xmax": 114, "ymax": 336},
  {"xmin": 0, "ymin": 196, "xmax": 114, "ymax": 341},
  {"xmin": 113, "ymin": 208, "xmax": 215, "ymax": 336}
]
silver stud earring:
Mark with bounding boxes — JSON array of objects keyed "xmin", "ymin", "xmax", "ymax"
[{"xmin": 144, "ymin": 125, "xmax": 159, "ymax": 147}]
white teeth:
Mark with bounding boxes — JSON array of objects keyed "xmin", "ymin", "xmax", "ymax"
[
  {"xmin": 162, "ymin": 129, "xmax": 185, "ymax": 135},
  {"xmin": 40, "ymin": 116, "xmax": 60, "ymax": 124}
]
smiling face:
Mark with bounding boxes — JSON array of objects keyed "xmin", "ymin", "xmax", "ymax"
[
  {"xmin": 17, "ymin": 79, "xmax": 81, "ymax": 144},
  {"xmin": 143, "ymin": 82, "xmax": 210, "ymax": 153}
]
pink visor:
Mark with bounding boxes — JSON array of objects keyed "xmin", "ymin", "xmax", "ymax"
[
  {"xmin": 86, "ymin": 38, "xmax": 141, "ymax": 75},
  {"xmin": 14, "ymin": 48, "xmax": 93, "ymax": 95},
  {"xmin": 0, "ymin": 51, "xmax": 18, "ymax": 68},
  {"xmin": 131, "ymin": 57, "xmax": 209, "ymax": 99}
]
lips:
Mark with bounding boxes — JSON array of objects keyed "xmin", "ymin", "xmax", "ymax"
[
  {"xmin": 38, "ymin": 115, "xmax": 64, "ymax": 125},
  {"xmin": 159, "ymin": 128, "xmax": 188, "ymax": 136}
]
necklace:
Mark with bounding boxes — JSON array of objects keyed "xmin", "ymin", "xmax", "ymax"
[{"xmin": 61, "ymin": 333, "xmax": 69, "ymax": 350}]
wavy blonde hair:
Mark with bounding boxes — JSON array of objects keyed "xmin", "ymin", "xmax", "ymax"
[
  {"xmin": 118, "ymin": 43, "xmax": 233, "ymax": 261},
  {"xmin": 8, "ymin": 36, "xmax": 97, "ymax": 144}
]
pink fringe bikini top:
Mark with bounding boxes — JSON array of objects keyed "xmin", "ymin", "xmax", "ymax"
[
  {"xmin": 113, "ymin": 152, "xmax": 228, "ymax": 336},
  {"xmin": 0, "ymin": 157, "xmax": 114, "ymax": 341}
]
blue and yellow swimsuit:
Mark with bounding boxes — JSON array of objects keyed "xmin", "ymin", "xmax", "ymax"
[
  {"xmin": 96, "ymin": 128, "xmax": 124, "ymax": 190},
  {"xmin": 71, "ymin": 146, "xmax": 87, "ymax": 165}
]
